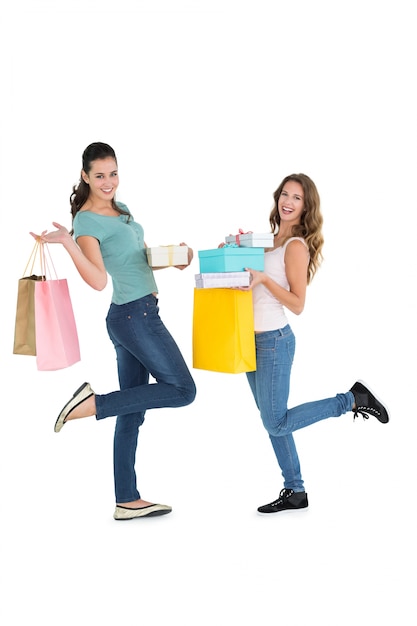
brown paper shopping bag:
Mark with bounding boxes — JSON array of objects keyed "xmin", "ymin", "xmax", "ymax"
[
  {"xmin": 13, "ymin": 242, "xmax": 45, "ymax": 356},
  {"xmin": 192, "ymin": 288, "xmax": 256, "ymax": 373}
]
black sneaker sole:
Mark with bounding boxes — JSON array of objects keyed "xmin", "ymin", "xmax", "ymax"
[{"xmin": 257, "ymin": 506, "xmax": 309, "ymax": 515}]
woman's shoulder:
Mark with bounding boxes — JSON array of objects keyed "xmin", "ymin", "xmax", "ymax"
[
  {"xmin": 283, "ymin": 237, "xmax": 310, "ymax": 261},
  {"xmin": 73, "ymin": 210, "xmax": 91, "ymax": 222},
  {"xmin": 73, "ymin": 210, "xmax": 102, "ymax": 224},
  {"xmin": 116, "ymin": 201, "xmax": 130, "ymax": 214},
  {"xmin": 282, "ymin": 237, "xmax": 310, "ymax": 261},
  {"xmin": 284, "ymin": 237, "xmax": 308, "ymax": 250}
]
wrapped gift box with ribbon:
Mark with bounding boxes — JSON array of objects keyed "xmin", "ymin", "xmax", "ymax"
[
  {"xmin": 225, "ymin": 229, "xmax": 274, "ymax": 248},
  {"xmin": 198, "ymin": 246, "xmax": 264, "ymax": 273},
  {"xmin": 146, "ymin": 245, "xmax": 189, "ymax": 267},
  {"xmin": 195, "ymin": 271, "xmax": 251, "ymax": 288}
]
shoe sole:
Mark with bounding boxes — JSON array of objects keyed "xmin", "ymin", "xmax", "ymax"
[
  {"xmin": 113, "ymin": 504, "xmax": 172, "ymax": 520},
  {"xmin": 356, "ymin": 379, "xmax": 390, "ymax": 423},
  {"xmin": 257, "ymin": 506, "xmax": 309, "ymax": 515},
  {"xmin": 54, "ymin": 382, "xmax": 94, "ymax": 433}
]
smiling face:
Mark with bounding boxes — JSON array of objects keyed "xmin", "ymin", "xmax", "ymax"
[
  {"xmin": 82, "ymin": 157, "xmax": 119, "ymax": 203},
  {"xmin": 278, "ymin": 180, "xmax": 305, "ymax": 226}
]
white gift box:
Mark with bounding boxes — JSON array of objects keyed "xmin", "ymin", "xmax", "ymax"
[
  {"xmin": 225, "ymin": 232, "xmax": 274, "ymax": 248},
  {"xmin": 146, "ymin": 245, "xmax": 189, "ymax": 267},
  {"xmin": 195, "ymin": 271, "xmax": 251, "ymax": 288}
]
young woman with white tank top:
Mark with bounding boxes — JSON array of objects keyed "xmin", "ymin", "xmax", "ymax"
[{"xmin": 241, "ymin": 173, "xmax": 389, "ymax": 514}]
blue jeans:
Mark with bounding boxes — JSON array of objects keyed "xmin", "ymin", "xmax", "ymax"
[
  {"xmin": 95, "ymin": 295, "xmax": 196, "ymax": 503},
  {"xmin": 246, "ymin": 326, "xmax": 354, "ymax": 492}
]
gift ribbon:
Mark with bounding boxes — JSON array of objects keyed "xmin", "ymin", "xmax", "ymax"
[
  {"xmin": 161, "ymin": 245, "xmax": 182, "ymax": 265},
  {"xmin": 228, "ymin": 228, "xmax": 253, "ymax": 246},
  {"xmin": 165, "ymin": 245, "xmax": 174, "ymax": 265}
]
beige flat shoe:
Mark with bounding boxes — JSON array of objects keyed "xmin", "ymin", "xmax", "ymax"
[
  {"xmin": 54, "ymin": 382, "xmax": 94, "ymax": 433},
  {"xmin": 113, "ymin": 503, "xmax": 172, "ymax": 520}
]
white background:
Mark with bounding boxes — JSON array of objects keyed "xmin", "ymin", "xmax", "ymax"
[{"xmin": 1, "ymin": 1, "xmax": 416, "ymax": 624}]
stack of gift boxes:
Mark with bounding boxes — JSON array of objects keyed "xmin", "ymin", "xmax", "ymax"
[
  {"xmin": 195, "ymin": 230, "xmax": 274, "ymax": 288},
  {"xmin": 192, "ymin": 230, "xmax": 274, "ymax": 373}
]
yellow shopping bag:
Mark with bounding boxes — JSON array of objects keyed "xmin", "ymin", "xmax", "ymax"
[{"xmin": 192, "ymin": 288, "xmax": 256, "ymax": 373}]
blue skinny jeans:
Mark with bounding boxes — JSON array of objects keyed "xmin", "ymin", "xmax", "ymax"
[
  {"xmin": 246, "ymin": 325, "xmax": 354, "ymax": 492},
  {"xmin": 94, "ymin": 294, "xmax": 196, "ymax": 503}
]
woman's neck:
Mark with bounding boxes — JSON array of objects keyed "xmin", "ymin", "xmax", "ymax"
[
  {"xmin": 274, "ymin": 226, "xmax": 294, "ymax": 247},
  {"xmin": 82, "ymin": 199, "xmax": 118, "ymax": 215}
]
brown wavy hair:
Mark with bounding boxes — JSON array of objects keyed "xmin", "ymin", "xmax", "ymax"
[
  {"xmin": 269, "ymin": 173, "xmax": 324, "ymax": 284},
  {"xmin": 69, "ymin": 142, "xmax": 130, "ymax": 234}
]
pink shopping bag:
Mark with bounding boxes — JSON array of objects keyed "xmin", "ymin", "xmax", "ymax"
[{"xmin": 33, "ymin": 242, "xmax": 81, "ymax": 371}]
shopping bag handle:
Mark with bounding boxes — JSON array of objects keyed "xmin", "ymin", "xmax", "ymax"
[
  {"xmin": 39, "ymin": 242, "xmax": 58, "ymax": 281},
  {"xmin": 22, "ymin": 240, "xmax": 58, "ymax": 280},
  {"xmin": 22, "ymin": 240, "xmax": 41, "ymax": 278}
]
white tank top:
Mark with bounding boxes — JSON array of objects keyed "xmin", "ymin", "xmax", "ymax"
[{"xmin": 252, "ymin": 237, "xmax": 309, "ymax": 332}]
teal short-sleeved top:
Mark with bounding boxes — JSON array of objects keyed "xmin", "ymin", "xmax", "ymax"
[{"xmin": 73, "ymin": 202, "xmax": 158, "ymax": 305}]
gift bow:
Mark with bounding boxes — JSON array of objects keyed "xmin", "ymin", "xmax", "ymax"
[{"xmin": 228, "ymin": 229, "xmax": 253, "ymax": 246}]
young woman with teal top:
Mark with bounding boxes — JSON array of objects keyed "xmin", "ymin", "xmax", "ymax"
[{"xmin": 31, "ymin": 142, "xmax": 196, "ymax": 521}]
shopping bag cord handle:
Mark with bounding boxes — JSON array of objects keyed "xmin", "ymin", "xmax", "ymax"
[
  {"xmin": 40, "ymin": 242, "xmax": 58, "ymax": 280},
  {"xmin": 22, "ymin": 240, "xmax": 40, "ymax": 277}
]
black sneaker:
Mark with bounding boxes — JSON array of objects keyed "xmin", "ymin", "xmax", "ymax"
[
  {"xmin": 350, "ymin": 381, "xmax": 389, "ymax": 423},
  {"xmin": 257, "ymin": 488, "xmax": 308, "ymax": 514}
]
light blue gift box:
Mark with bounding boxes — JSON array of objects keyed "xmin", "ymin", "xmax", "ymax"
[{"xmin": 198, "ymin": 247, "xmax": 264, "ymax": 273}]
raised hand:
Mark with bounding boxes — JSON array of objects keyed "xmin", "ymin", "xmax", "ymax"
[{"xmin": 29, "ymin": 222, "xmax": 70, "ymax": 244}]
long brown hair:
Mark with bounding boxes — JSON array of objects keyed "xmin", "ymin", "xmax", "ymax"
[
  {"xmin": 69, "ymin": 142, "xmax": 130, "ymax": 233},
  {"xmin": 269, "ymin": 173, "xmax": 324, "ymax": 284}
]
